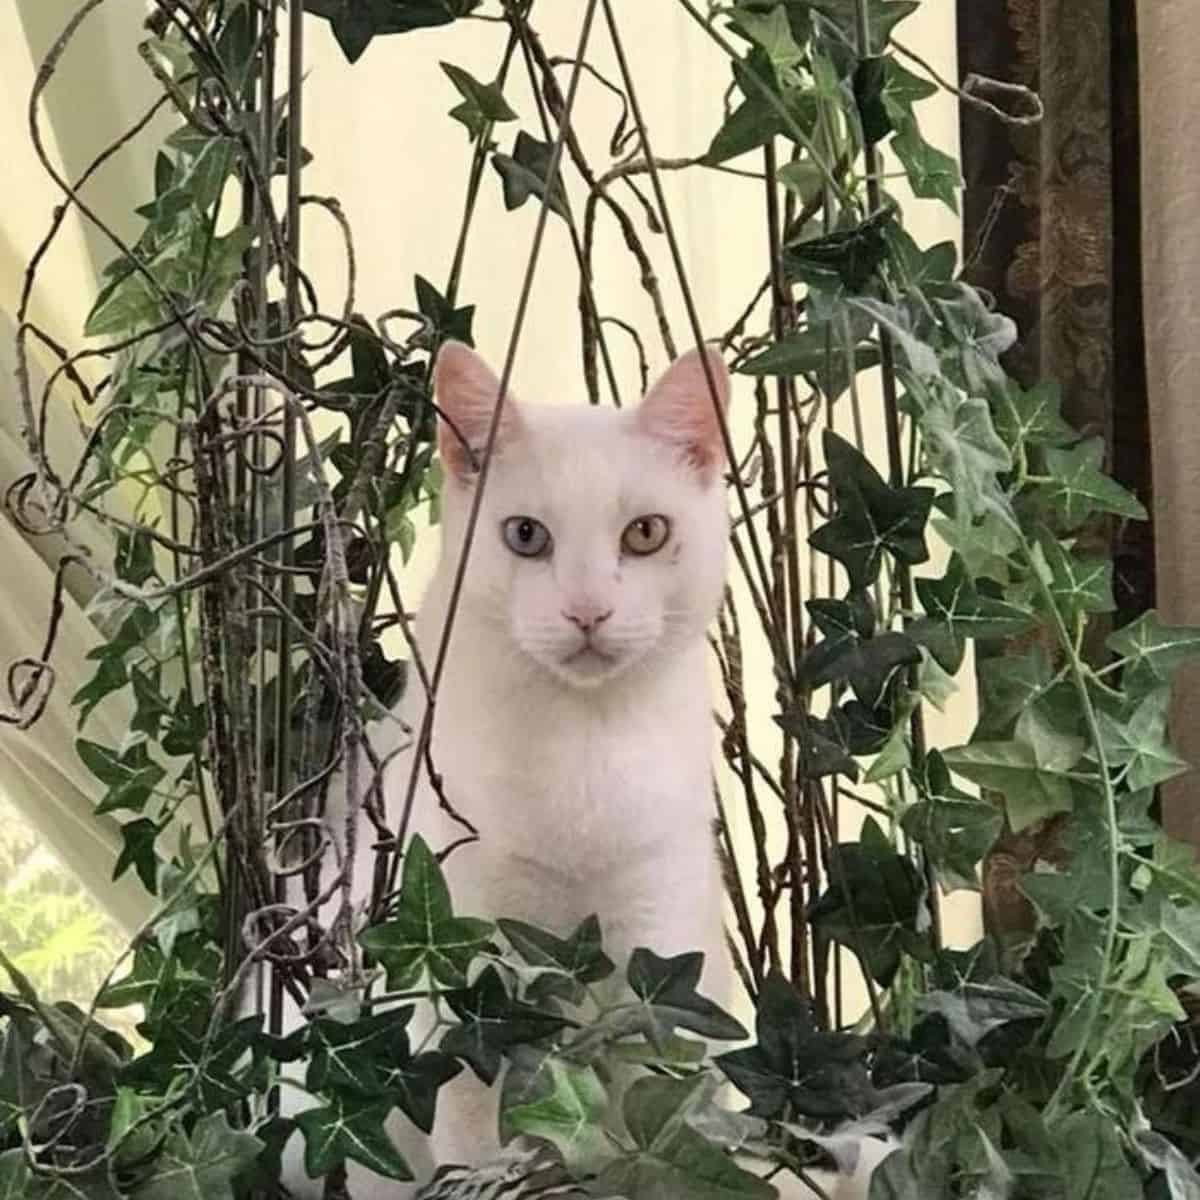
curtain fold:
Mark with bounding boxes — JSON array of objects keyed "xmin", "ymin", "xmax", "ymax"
[{"xmin": 1138, "ymin": 0, "xmax": 1200, "ymax": 850}]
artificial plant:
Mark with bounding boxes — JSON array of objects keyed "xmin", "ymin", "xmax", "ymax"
[{"xmin": 3, "ymin": 0, "xmax": 1199, "ymax": 1197}]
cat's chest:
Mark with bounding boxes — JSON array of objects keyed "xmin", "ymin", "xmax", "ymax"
[{"xmin": 410, "ymin": 663, "xmax": 711, "ymax": 853}]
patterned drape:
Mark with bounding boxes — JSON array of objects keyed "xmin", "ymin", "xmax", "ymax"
[{"xmin": 956, "ymin": 0, "xmax": 1154, "ymax": 937}]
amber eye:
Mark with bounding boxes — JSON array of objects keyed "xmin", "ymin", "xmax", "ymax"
[
  {"xmin": 502, "ymin": 516, "xmax": 552, "ymax": 558},
  {"xmin": 621, "ymin": 514, "xmax": 671, "ymax": 556}
]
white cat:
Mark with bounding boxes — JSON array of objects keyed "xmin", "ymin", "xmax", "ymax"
[{"xmin": 286, "ymin": 342, "xmax": 885, "ymax": 1199}]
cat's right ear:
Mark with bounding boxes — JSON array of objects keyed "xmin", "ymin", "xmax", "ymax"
[{"xmin": 434, "ymin": 341, "xmax": 522, "ymax": 480}]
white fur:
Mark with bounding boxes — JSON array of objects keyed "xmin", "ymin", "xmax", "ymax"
[{"xmin": 282, "ymin": 346, "xmax": 882, "ymax": 1200}]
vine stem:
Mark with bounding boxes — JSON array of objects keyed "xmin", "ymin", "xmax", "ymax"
[{"xmin": 1024, "ymin": 535, "xmax": 1121, "ymax": 1121}]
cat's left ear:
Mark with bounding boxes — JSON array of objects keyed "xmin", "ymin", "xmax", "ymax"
[{"xmin": 637, "ymin": 346, "xmax": 730, "ymax": 480}]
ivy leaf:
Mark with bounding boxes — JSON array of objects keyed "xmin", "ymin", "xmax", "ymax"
[
  {"xmin": 1022, "ymin": 795, "xmax": 1119, "ymax": 925},
  {"xmin": 737, "ymin": 328, "xmax": 881, "ymax": 402},
  {"xmin": 1107, "ymin": 610, "xmax": 1200, "ymax": 695},
  {"xmin": 919, "ymin": 385, "xmax": 1013, "ymax": 528},
  {"xmin": 891, "ymin": 120, "xmax": 962, "ymax": 212},
  {"xmin": 441, "ymin": 61, "xmax": 517, "ymax": 140},
  {"xmin": 1038, "ymin": 439, "xmax": 1148, "ymax": 530},
  {"xmin": 935, "ymin": 284, "xmax": 1018, "ymax": 396},
  {"xmin": 73, "ymin": 653, "xmax": 129, "ymax": 728},
  {"xmin": 380, "ymin": 1050, "xmax": 460, "ymax": 1135},
  {"xmin": 943, "ymin": 708, "xmax": 1085, "ymax": 832},
  {"xmin": 1096, "ymin": 688, "xmax": 1189, "ymax": 792},
  {"xmin": 932, "ymin": 505, "xmax": 1021, "ymax": 585},
  {"xmin": 1036, "ymin": 537, "xmax": 1116, "ymax": 625},
  {"xmin": 504, "ymin": 1059, "xmax": 610, "ymax": 1171},
  {"xmin": 976, "ymin": 644, "xmax": 1055, "ymax": 738},
  {"xmin": 908, "ymin": 556, "xmax": 1036, "ymax": 673},
  {"xmin": 879, "ymin": 55, "xmax": 938, "ymax": 130},
  {"xmin": 414, "ymin": 274, "xmax": 475, "ymax": 346},
  {"xmin": 307, "ymin": 1009, "xmax": 413, "ymax": 1096},
  {"xmin": 440, "ymin": 966, "xmax": 567, "ymax": 1084},
  {"xmin": 294, "ymin": 1093, "xmax": 412, "ymax": 1181},
  {"xmin": 917, "ymin": 976, "xmax": 1049, "ymax": 1048},
  {"xmin": 809, "ymin": 0, "xmax": 920, "ymax": 53},
  {"xmin": 810, "ymin": 431, "xmax": 935, "ymax": 589},
  {"xmin": 626, "ymin": 949, "xmax": 747, "ymax": 1049},
  {"xmin": 493, "ymin": 131, "xmax": 569, "ymax": 219},
  {"xmin": 358, "ymin": 834, "xmax": 493, "ymax": 989},
  {"xmin": 1052, "ymin": 1111, "xmax": 1143, "ymax": 1199},
  {"xmin": 849, "ymin": 296, "xmax": 940, "ymax": 381},
  {"xmin": 302, "ymin": 0, "xmax": 479, "ymax": 63},
  {"xmin": 113, "ymin": 818, "xmax": 161, "ymax": 894},
  {"xmin": 498, "ymin": 915, "xmax": 614, "ymax": 1005},
  {"xmin": 76, "ymin": 738, "xmax": 165, "ymax": 816},
  {"xmin": 802, "ymin": 594, "xmax": 920, "ymax": 707},
  {"xmin": 1136, "ymin": 1129, "xmax": 1200, "ymax": 1199},
  {"xmin": 902, "ymin": 752, "xmax": 1001, "ymax": 892},
  {"xmin": 730, "ymin": 7, "xmax": 806, "ymax": 76},
  {"xmin": 130, "ymin": 1112, "xmax": 262, "ymax": 1200},
  {"xmin": 716, "ymin": 969, "xmax": 871, "ymax": 1120},
  {"xmin": 777, "ymin": 707, "xmax": 861, "ymax": 780},
  {"xmin": 595, "ymin": 1075, "xmax": 776, "ymax": 1200},
  {"xmin": 784, "ymin": 206, "xmax": 897, "ymax": 292},
  {"xmin": 809, "ymin": 817, "xmax": 931, "ymax": 986},
  {"xmin": 995, "ymin": 379, "xmax": 1075, "ymax": 449},
  {"xmin": 705, "ymin": 93, "xmax": 812, "ymax": 166}
]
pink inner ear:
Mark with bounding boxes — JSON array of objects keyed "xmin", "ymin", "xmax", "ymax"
[
  {"xmin": 434, "ymin": 341, "xmax": 520, "ymax": 479},
  {"xmin": 637, "ymin": 346, "xmax": 730, "ymax": 476}
]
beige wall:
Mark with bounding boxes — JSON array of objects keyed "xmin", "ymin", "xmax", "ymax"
[{"xmin": 3, "ymin": 2, "xmax": 978, "ymax": 992}]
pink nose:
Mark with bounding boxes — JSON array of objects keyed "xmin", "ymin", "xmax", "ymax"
[{"xmin": 562, "ymin": 606, "xmax": 613, "ymax": 634}]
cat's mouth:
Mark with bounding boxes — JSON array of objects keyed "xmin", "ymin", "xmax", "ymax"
[{"xmin": 563, "ymin": 643, "xmax": 615, "ymax": 668}]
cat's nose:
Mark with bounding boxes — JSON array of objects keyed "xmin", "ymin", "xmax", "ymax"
[{"xmin": 562, "ymin": 605, "xmax": 613, "ymax": 634}]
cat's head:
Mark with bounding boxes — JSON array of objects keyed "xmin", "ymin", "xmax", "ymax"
[{"xmin": 432, "ymin": 342, "xmax": 731, "ymax": 689}]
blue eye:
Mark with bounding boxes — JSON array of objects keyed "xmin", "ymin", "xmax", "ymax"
[{"xmin": 502, "ymin": 516, "xmax": 552, "ymax": 558}]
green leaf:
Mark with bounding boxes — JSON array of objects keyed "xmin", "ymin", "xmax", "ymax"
[
  {"xmin": 809, "ymin": 817, "xmax": 931, "ymax": 986},
  {"xmin": 307, "ymin": 1008, "xmax": 413, "ymax": 1096},
  {"xmin": 730, "ymin": 7, "xmax": 806, "ymax": 75},
  {"xmin": 802, "ymin": 593, "xmax": 919, "ymax": 707},
  {"xmin": 379, "ymin": 1050, "xmax": 460, "ymax": 1135},
  {"xmin": 784, "ymin": 205, "xmax": 897, "ymax": 292},
  {"xmin": 302, "ymin": 0, "xmax": 479, "ymax": 63},
  {"xmin": 705, "ymin": 96, "xmax": 790, "ymax": 166},
  {"xmin": 932, "ymin": 506, "xmax": 1021, "ymax": 585},
  {"xmin": 919, "ymin": 385, "xmax": 1013, "ymax": 528},
  {"xmin": 358, "ymin": 835, "xmax": 493, "ymax": 989},
  {"xmin": 737, "ymin": 329, "xmax": 881, "ymax": 403},
  {"xmin": 776, "ymin": 707, "xmax": 861, "ymax": 781},
  {"xmin": 441, "ymin": 61, "xmax": 517, "ymax": 139},
  {"xmin": 294, "ymin": 1093, "xmax": 412, "ymax": 1181},
  {"xmin": 916, "ymin": 647, "xmax": 959, "ymax": 711},
  {"xmin": 113, "ymin": 817, "xmax": 161, "ymax": 894},
  {"xmin": 810, "ymin": 431, "xmax": 935, "ymax": 589},
  {"xmin": 849, "ymin": 295, "xmax": 940, "ymax": 381},
  {"xmin": 505, "ymin": 1058, "xmax": 610, "ymax": 1171},
  {"xmin": 908, "ymin": 556, "xmax": 1036, "ymax": 673},
  {"xmin": 414, "ymin": 273, "xmax": 475, "ymax": 346},
  {"xmin": 1038, "ymin": 438, "xmax": 1148, "ymax": 529},
  {"xmin": 917, "ymin": 974, "xmax": 1049, "ymax": 1048},
  {"xmin": 1036, "ymin": 537, "xmax": 1116, "ymax": 625},
  {"xmin": 1107, "ymin": 609, "xmax": 1200, "ymax": 695},
  {"xmin": 716, "ymin": 968, "xmax": 871, "ymax": 1120},
  {"xmin": 976, "ymin": 644, "xmax": 1056, "ymax": 738},
  {"xmin": 891, "ymin": 120, "xmax": 962, "ymax": 212},
  {"xmin": 131, "ymin": 1112, "xmax": 262, "ymax": 1200},
  {"xmin": 995, "ymin": 379, "xmax": 1075, "ymax": 449},
  {"xmin": 626, "ymin": 948, "xmax": 747, "ymax": 1048},
  {"xmin": 440, "ymin": 966, "xmax": 566, "ymax": 1084},
  {"xmin": 1052, "ymin": 1111, "xmax": 1142, "ymax": 1199},
  {"xmin": 1097, "ymin": 688, "xmax": 1189, "ymax": 792},
  {"xmin": 880, "ymin": 55, "xmax": 938, "ymax": 129},
  {"xmin": 72, "ymin": 653, "xmax": 129, "ymax": 728},
  {"xmin": 76, "ymin": 738, "xmax": 165, "ymax": 816},
  {"xmin": 903, "ymin": 752, "xmax": 1002, "ymax": 892},
  {"xmin": 808, "ymin": 0, "xmax": 920, "ymax": 53},
  {"xmin": 1136, "ymin": 1129, "xmax": 1200, "ymax": 1199},
  {"xmin": 935, "ymin": 284, "xmax": 1018, "ymax": 397},
  {"xmin": 0, "ymin": 1152, "xmax": 29, "ymax": 1200},
  {"xmin": 498, "ymin": 914, "xmax": 614, "ymax": 1005},
  {"xmin": 943, "ymin": 708, "xmax": 1085, "ymax": 832},
  {"xmin": 595, "ymin": 1075, "xmax": 776, "ymax": 1200},
  {"xmin": 492, "ymin": 131, "xmax": 569, "ymax": 219}
]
